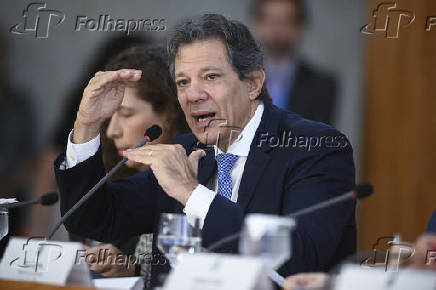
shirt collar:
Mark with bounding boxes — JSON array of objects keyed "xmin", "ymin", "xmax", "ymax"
[{"xmin": 215, "ymin": 102, "xmax": 264, "ymax": 157}]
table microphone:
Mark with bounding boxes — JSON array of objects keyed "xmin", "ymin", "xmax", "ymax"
[
  {"xmin": 47, "ymin": 125, "xmax": 162, "ymax": 239},
  {"xmin": 207, "ymin": 183, "xmax": 374, "ymax": 252},
  {"xmin": 205, "ymin": 183, "xmax": 373, "ymax": 287},
  {"xmin": 1, "ymin": 192, "xmax": 59, "ymax": 209}
]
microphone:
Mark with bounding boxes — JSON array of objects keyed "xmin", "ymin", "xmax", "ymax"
[
  {"xmin": 207, "ymin": 183, "xmax": 374, "ymax": 251},
  {"xmin": 47, "ymin": 125, "xmax": 162, "ymax": 239},
  {"xmin": 287, "ymin": 183, "xmax": 373, "ymax": 219},
  {"xmin": 1, "ymin": 192, "xmax": 59, "ymax": 209}
]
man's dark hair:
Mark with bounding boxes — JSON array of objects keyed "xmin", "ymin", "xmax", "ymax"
[
  {"xmin": 251, "ymin": 0, "xmax": 307, "ymax": 25},
  {"xmin": 167, "ymin": 13, "xmax": 272, "ymax": 104}
]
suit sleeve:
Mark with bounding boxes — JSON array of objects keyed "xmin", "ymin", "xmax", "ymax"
[
  {"xmin": 201, "ymin": 130, "xmax": 356, "ymax": 275},
  {"xmin": 54, "ymin": 147, "xmax": 159, "ymax": 242},
  {"xmin": 278, "ymin": 133, "xmax": 355, "ymax": 274}
]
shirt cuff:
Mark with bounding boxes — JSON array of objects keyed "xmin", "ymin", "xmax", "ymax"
[
  {"xmin": 64, "ymin": 130, "xmax": 100, "ymax": 169},
  {"xmin": 183, "ymin": 184, "xmax": 216, "ymax": 229}
]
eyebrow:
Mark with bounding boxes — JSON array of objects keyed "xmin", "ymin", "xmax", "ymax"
[{"xmin": 175, "ymin": 66, "xmax": 224, "ymax": 78}]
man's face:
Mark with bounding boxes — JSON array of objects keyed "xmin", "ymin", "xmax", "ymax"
[
  {"xmin": 175, "ymin": 39, "xmax": 256, "ymax": 149},
  {"xmin": 255, "ymin": 0, "xmax": 302, "ymax": 59}
]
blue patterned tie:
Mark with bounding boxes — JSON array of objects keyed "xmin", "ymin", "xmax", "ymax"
[{"xmin": 216, "ymin": 153, "xmax": 239, "ymax": 200}]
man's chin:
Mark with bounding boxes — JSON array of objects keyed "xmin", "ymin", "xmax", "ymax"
[{"xmin": 193, "ymin": 129, "xmax": 221, "ymax": 147}]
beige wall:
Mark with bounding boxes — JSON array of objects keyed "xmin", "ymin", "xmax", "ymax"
[{"xmin": 360, "ymin": 0, "xmax": 436, "ymax": 250}]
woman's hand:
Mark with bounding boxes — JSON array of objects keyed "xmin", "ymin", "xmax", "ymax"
[
  {"xmin": 282, "ymin": 272, "xmax": 329, "ymax": 290},
  {"xmin": 73, "ymin": 69, "xmax": 142, "ymax": 143},
  {"xmin": 83, "ymin": 243, "xmax": 136, "ymax": 277}
]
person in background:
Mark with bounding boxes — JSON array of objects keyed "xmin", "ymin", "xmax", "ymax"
[
  {"xmin": 29, "ymin": 35, "xmax": 149, "ymax": 239},
  {"xmin": 0, "ymin": 30, "xmax": 35, "ymax": 240},
  {"xmin": 252, "ymin": 0, "xmax": 337, "ymax": 124},
  {"xmin": 82, "ymin": 46, "xmax": 189, "ymax": 285}
]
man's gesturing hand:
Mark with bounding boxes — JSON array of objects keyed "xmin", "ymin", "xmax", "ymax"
[
  {"xmin": 122, "ymin": 144, "xmax": 206, "ymax": 205},
  {"xmin": 73, "ymin": 69, "xmax": 142, "ymax": 143}
]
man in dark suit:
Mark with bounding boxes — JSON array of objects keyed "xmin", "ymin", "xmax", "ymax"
[
  {"xmin": 252, "ymin": 0, "xmax": 336, "ymax": 124},
  {"xmin": 54, "ymin": 14, "xmax": 355, "ymax": 285}
]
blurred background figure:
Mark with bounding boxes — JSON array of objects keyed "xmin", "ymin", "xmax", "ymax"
[
  {"xmin": 0, "ymin": 31, "xmax": 35, "ymax": 239},
  {"xmin": 79, "ymin": 45, "xmax": 189, "ymax": 285},
  {"xmin": 252, "ymin": 0, "xmax": 337, "ymax": 124},
  {"xmin": 28, "ymin": 35, "xmax": 150, "ymax": 240}
]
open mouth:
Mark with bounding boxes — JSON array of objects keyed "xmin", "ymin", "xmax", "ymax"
[
  {"xmin": 196, "ymin": 112, "xmax": 215, "ymax": 122},
  {"xmin": 192, "ymin": 112, "xmax": 217, "ymax": 127}
]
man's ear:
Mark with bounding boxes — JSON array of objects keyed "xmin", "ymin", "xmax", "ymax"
[{"xmin": 246, "ymin": 69, "xmax": 266, "ymax": 100}]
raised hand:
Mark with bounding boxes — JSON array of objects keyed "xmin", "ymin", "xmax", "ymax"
[
  {"xmin": 73, "ymin": 69, "xmax": 142, "ymax": 143},
  {"xmin": 122, "ymin": 144, "xmax": 206, "ymax": 205}
]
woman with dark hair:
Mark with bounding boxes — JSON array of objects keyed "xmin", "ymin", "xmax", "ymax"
[
  {"xmin": 100, "ymin": 45, "xmax": 188, "ymax": 178},
  {"xmin": 83, "ymin": 45, "xmax": 189, "ymax": 281}
]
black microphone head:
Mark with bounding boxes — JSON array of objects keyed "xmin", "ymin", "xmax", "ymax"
[
  {"xmin": 39, "ymin": 192, "xmax": 59, "ymax": 206},
  {"xmin": 355, "ymin": 183, "xmax": 373, "ymax": 199},
  {"xmin": 145, "ymin": 125, "xmax": 162, "ymax": 141}
]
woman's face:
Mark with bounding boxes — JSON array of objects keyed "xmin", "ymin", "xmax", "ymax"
[{"xmin": 106, "ymin": 85, "xmax": 166, "ymax": 170}]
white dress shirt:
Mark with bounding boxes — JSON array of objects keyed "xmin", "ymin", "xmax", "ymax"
[{"xmin": 62, "ymin": 103, "xmax": 264, "ymax": 229}]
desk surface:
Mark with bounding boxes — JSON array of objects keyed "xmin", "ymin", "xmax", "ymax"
[{"xmin": 0, "ymin": 280, "xmax": 95, "ymax": 290}]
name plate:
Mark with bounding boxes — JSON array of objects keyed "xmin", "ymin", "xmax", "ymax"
[
  {"xmin": 336, "ymin": 265, "xmax": 436, "ymax": 290},
  {"xmin": 163, "ymin": 253, "xmax": 272, "ymax": 290},
  {"xmin": 0, "ymin": 237, "xmax": 92, "ymax": 286}
]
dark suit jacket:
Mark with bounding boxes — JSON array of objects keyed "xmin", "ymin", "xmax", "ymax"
[
  {"xmin": 54, "ymin": 104, "xmax": 355, "ymax": 285},
  {"xmin": 288, "ymin": 61, "xmax": 337, "ymax": 125}
]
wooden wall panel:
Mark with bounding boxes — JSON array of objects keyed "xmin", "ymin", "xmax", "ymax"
[{"xmin": 360, "ymin": 0, "xmax": 436, "ymax": 250}]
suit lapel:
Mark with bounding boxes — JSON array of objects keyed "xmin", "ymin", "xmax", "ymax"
[
  {"xmin": 197, "ymin": 148, "xmax": 217, "ymax": 186},
  {"xmin": 237, "ymin": 104, "xmax": 280, "ymax": 209},
  {"xmin": 176, "ymin": 104, "xmax": 281, "ymax": 211},
  {"xmin": 237, "ymin": 147, "xmax": 270, "ymax": 208}
]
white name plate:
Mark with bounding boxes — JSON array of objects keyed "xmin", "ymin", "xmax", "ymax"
[
  {"xmin": 335, "ymin": 264, "xmax": 436, "ymax": 290},
  {"xmin": 163, "ymin": 253, "xmax": 272, "ymax": 290},
  {"xmin": 0, "ymin": 237, "xmax": 92, "ymax": 287}
]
